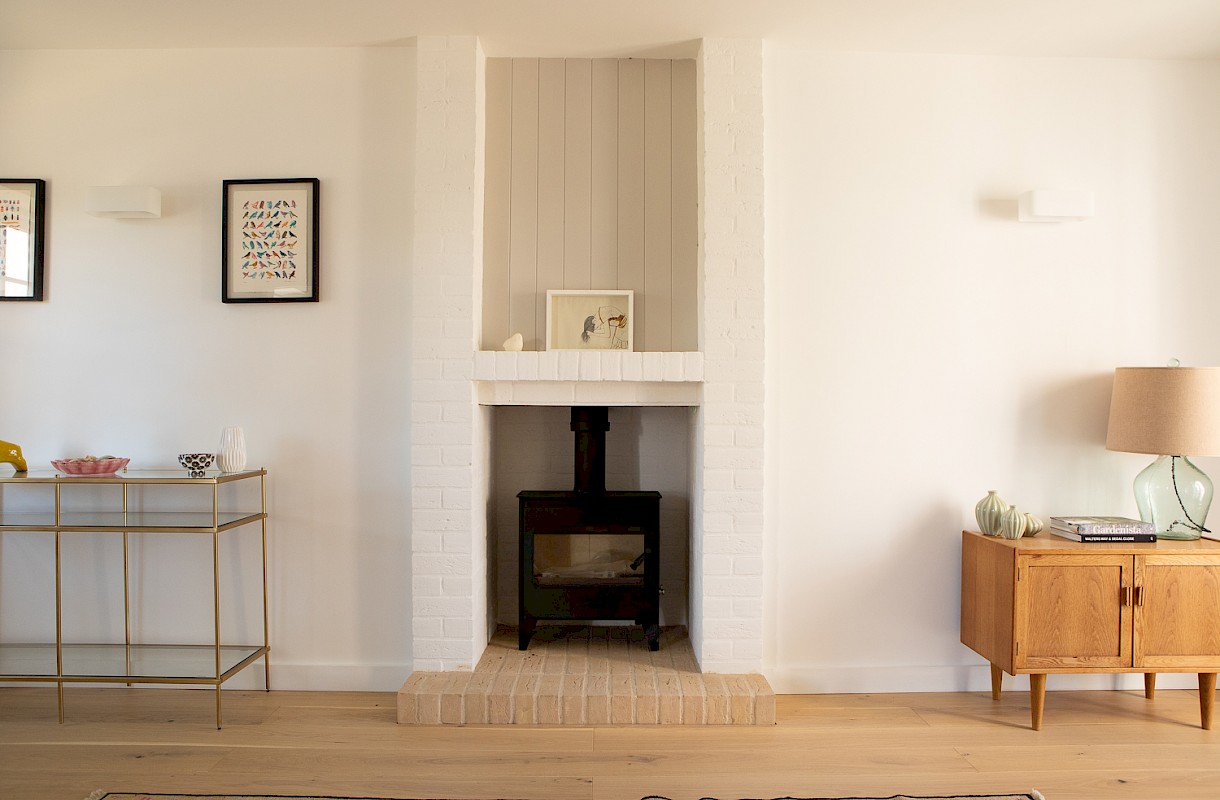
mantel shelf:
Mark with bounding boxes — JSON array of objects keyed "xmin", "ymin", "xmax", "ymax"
[
  {"xmin": 473, "ymin": 351, "xmax": 703, "ymax": 383},
  {"xmin": 473, "ymin": 351, "xmax": 704, "ymax": 406}
]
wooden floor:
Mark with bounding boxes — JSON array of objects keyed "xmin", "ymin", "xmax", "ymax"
[{"xmin": 3, "ymin": 686, "xmax": 1220, "ymax": 800}]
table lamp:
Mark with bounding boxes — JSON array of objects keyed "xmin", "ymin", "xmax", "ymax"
[{"xmin": 1105, "ymin": 364, "xmax": 1220, "ymax": 540}]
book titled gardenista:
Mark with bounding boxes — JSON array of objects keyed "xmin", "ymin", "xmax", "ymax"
[{"xmin": 1048, "ymin": 515, "xmax": 1154, "ymax": 534}]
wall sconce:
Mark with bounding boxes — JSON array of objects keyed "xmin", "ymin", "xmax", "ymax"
[
  {"xmin": 84, "ymin": 186, "xmax": 162, "ymax": 219},
  {"xmin": 1018, "ymin": 189, "xmax": 1094, "ymax": 222}
]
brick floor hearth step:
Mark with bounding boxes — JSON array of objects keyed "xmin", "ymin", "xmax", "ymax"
[{"xmin": 397, "ymin": 625, "xmax": 775, "ymax": 725}]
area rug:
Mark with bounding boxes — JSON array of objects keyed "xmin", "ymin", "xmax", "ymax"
[
  {"xmin": 90, "ymin": 793, "xmax": 1045, "ymax": 800},
  {"xmin": 641, "ymin": 794, "xmax": 1045, "ymax": 800},
  {"xmin": 87, "ymin": 795, "xmax": 449, "ymax": 800}
]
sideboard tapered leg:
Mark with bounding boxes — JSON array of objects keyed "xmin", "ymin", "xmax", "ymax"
[{"xmin": 1029, "ymin": 673, "xmax": 1047, "ymax": 731}]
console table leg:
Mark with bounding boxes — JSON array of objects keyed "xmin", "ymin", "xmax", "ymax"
[
  {"xmin": 990, "ymin": 663, "xmax": 1002, "ymax": 700},
  {"xmin": 1144, "ymin": 673, "xmax": 1156, "ymax": 699},
  {"xmin": 1200, "ymin": 673, "xmax": 1216, "ymax": 730},
  {"xmin": 1029, "ymin": 673, "xmax": 1046, "ymax": 731}
]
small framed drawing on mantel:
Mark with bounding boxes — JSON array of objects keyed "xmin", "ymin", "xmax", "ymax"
[
  {"xmin": 222, "ymin": 178, "xmax": 319, "ymax": 303},
  {"xmin": 546, "ymin": 289, "xmax": 634, "ymax": 351},
  {"xmin": 0, "ymin": 179, "xmax": 47, "ymax": 301}
]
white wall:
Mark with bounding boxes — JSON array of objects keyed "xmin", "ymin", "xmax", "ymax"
[
  {"xmin": 0, "ymin": 47, "xmax": 416, "ymax": 690},
  {"xmin": 764, "ymin": 49, "xmax": 1220, "ymax": 693}
]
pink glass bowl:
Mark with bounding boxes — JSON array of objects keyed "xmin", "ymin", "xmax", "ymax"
[{"xmin": 51, "ymin": 457, "xmax": 130, "ymax": 475}]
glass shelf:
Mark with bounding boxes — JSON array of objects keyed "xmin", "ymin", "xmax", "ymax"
[
  {"xmin": 0, "ymin": 510, "xmax": 266, "ymax": 532},
  {"xmin": 0, "ymin": 469, "xmax": 266, "ymax": 484},
  {"xmin": 0, "ymin": 643, "xmax": 266, "ymax": 681}
]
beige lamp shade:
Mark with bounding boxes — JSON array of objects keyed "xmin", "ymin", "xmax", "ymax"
[{"xmin": 1106, "ymin": 367, "xmax": 1220, "ymax": 456}]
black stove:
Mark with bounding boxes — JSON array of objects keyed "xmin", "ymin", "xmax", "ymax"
[{"xmin": 517, "ymin": 407, "xmax": 661, "ymax": 651}]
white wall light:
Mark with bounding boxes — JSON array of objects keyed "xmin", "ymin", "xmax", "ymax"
[
  {"xmin": 84, "ymin": 186, "xmax": 162, "ymax": 219},
  {"xmin": 1018, "ymin": 189, "xmax": 1094, "ymax": 222}
]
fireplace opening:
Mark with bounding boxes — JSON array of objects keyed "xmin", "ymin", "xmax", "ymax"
[
  {"xmin": 517, "ymin": 407, "xmax": 663, "ymax": 650},
  {"xmin": 490, "ymin": 406, "xmax": 691, "ymax": 641}
]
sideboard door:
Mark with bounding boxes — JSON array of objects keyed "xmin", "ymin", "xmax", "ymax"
[
  {"xmin": 1015, "ymin": 554, "xmax": 1132, "ymax": 670},
  {"xmin": 1135, "ymin": 554, "xmax": 1220, "ymax": 670}
]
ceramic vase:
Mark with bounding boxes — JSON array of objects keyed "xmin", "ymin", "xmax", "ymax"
[
  {"xmin": 217, "ymin": 427, "xmax": 247, "ymax": 473},
  {"xmin": 999, "ymin": 505, "xmax": 1027, "ymax": 540},
  {"xmin": 1023, "ymin": 512, "xmax": 1045, "ymax": 537},
  {"xmin": 975, "ymin": 490, "xmax": 1008, "ymax": 536}
]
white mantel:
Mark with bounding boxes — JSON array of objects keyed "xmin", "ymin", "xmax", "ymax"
[{"xmin": 474, "ymin": 351, "xmax": 704, "ymax": 406}]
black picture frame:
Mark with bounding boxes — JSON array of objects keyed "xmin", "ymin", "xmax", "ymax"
[
  {"xmin": 0, "ymin": 179, "xmax": 47, "ymax": 301},
  {"xmin": 222, "ymin": 178, "xmax": 319, "ymax": 303}
]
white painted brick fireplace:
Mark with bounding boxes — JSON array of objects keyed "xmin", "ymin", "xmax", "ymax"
[{"xmin": 409, "ymin": 36, "xmax": 764, "ymax": 676}]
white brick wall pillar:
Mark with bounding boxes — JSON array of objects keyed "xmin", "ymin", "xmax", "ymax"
[
  {"xmin": 692, "ymin": 39, "xmax": 766, "ymax": 673},
  {"xmin": 410, "ymin": 36, "xmax": 489, "ymax": 671}
]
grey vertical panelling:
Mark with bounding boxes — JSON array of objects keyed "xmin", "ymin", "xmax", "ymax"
[
  {"xmin": 484, "ymin": 57, "xmax": 697, "ymax": 352},
  {"xmin": 670, "ymin": 60, "xmax": 699, "ymax": 352},
  {"xmin": 482, "ymin": 59, "xmax": 513, "ymax": 350},
  {"xmin": 617, "ymin": 59, "xmax": 647, "ymax": 351},
  {"xmin": 564, "ymin": 59, "xmax": 592, "ymax": 290},
  {"xmin": 644, "ymin": 59, "xmax": 673, "ymax": 351},
  {"xmin": 590, "ymin": 59, "xmax": 620, "ymax": 291},
  {"xmin": 508, "ymin": 59, "xmax": 539, "ymax": 350},
  {"xmin": 536, "ymin": 59, "xmax": 567, "ymax": 349}
]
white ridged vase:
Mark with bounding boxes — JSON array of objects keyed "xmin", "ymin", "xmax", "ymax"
[{"xmin": 217, "ymin": 427, "xmax": 247, "ymax": 473}]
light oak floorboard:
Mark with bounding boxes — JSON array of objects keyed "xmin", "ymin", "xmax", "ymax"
[{"xmin": 3, "ymin": 687, "xmax": 1220, "ymax": 800}]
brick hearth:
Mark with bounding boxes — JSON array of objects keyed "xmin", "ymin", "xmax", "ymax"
[{"xmin": 398, "ymin": 625, "xmax": 775, "ymax": 725}]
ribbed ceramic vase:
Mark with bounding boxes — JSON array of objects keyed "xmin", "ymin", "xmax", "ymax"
[
  {"xmin": 1023, "ymin": 512, "xmax": 1045, "ymax": 537},
  {"xmin": 975, "ymin": 490, "xmax": 1008, "ymax": 536},
  {"xmin": 216, "ymin": 427, "xmax": 247, "ymax": 473},
  {"xmin": 999, "ymin": 505, "xmax": 1027, "ymax": 540}
]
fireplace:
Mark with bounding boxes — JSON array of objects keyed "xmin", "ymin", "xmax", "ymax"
[
  {"xmin": 517, "ymin": 407, "xmax": 662, "ymax": 650},
  {"xmin": 409, "ymin": 38, "xmax": 765, "ymax": 676}
]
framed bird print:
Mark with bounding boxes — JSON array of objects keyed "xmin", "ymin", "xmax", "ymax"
[
  {"xmin": 545, "ymin": 289, "xmax": 634, "ymax": 351},
  {"xmin": 222, "ymin": 178, "xmax": 320, "ymax": 302}
]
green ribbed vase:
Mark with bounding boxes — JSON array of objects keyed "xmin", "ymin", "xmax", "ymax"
[{"xmin": 974, "ymin": 490, "xmax": 1007, "ymax": 536}]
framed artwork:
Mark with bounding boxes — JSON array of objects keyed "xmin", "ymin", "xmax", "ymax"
[
  {"xmin": 546, "ymin": 289, "xmax": 634, "ymax": 351},
  {"xmin": 222, "ymin": 178, "xmax": 319, "ymax": 303},
  {"xmin": 0, "ymin": 179, "xmax": 46, "ymax": 301}
]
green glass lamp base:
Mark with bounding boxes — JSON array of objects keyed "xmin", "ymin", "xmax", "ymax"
[{"xmin": 1133, "ymin": 455, "xmax": 1213, "ymax": 541}]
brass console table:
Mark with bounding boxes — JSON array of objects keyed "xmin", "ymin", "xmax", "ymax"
[{"xmin": 0, "ymin": 468, "xmax": 269, "ymax": 728}]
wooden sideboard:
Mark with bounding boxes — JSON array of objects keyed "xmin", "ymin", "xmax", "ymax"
[{"xmin": 960, "ymin": 529, "xmax": 1220, "ymax": 730}]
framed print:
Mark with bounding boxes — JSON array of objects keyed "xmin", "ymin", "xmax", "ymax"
[
  {"xmin": 222, "ymin": 178, "xmax": 319, "ymax": 303},
  {"xmin": 0, "ymin": 179, "xmax": 46, "ymax": 301},
  {"xmin": 546, "ymin": 289, "xmax": 634, "ymax": 351}
]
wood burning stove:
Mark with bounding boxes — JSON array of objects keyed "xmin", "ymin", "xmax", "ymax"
[{"xmin": 517, "ymin": 407, "xmax": 662, "ymax": 651}]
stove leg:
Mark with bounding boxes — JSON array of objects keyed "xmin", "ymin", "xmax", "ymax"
[
  {"xmin": 644, "ymin": 620, "xmax": 660, "ymax": 651},
  {"xmin": 518, "ymin": 616, "xmax": 536, "ymax": 651}
]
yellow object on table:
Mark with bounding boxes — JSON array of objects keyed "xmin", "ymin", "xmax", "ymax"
[{"xmin": 0, "ymin": 440, "xmax": 27, "ymax": 472}]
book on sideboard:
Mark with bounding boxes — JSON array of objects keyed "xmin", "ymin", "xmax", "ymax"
[
  {"xmin": 1048, "ymin": 515, "xmax": 1155, "ymax": 535},
  {"xmin": 1048, "ymin": 527, "xmax": 1157, "ymax": 543}
]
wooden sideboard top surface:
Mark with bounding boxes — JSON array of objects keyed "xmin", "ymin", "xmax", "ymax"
[{"xmin": 963, "ymin": 529, "xmax": 1220, "ymax": 555}]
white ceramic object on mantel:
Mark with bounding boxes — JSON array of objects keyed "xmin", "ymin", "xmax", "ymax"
[
  {"xmin": 216, "ymin": 427, "xmax": 247, "ymax": 472},
  {"xmin": 503, "ymin": 332, "xmax": 523, "ymax": 352}
]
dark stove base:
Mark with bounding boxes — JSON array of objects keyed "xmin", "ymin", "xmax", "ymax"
[{"xmin": 519, "ymin": 616, "xmax": 660, "ymax": 651}]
